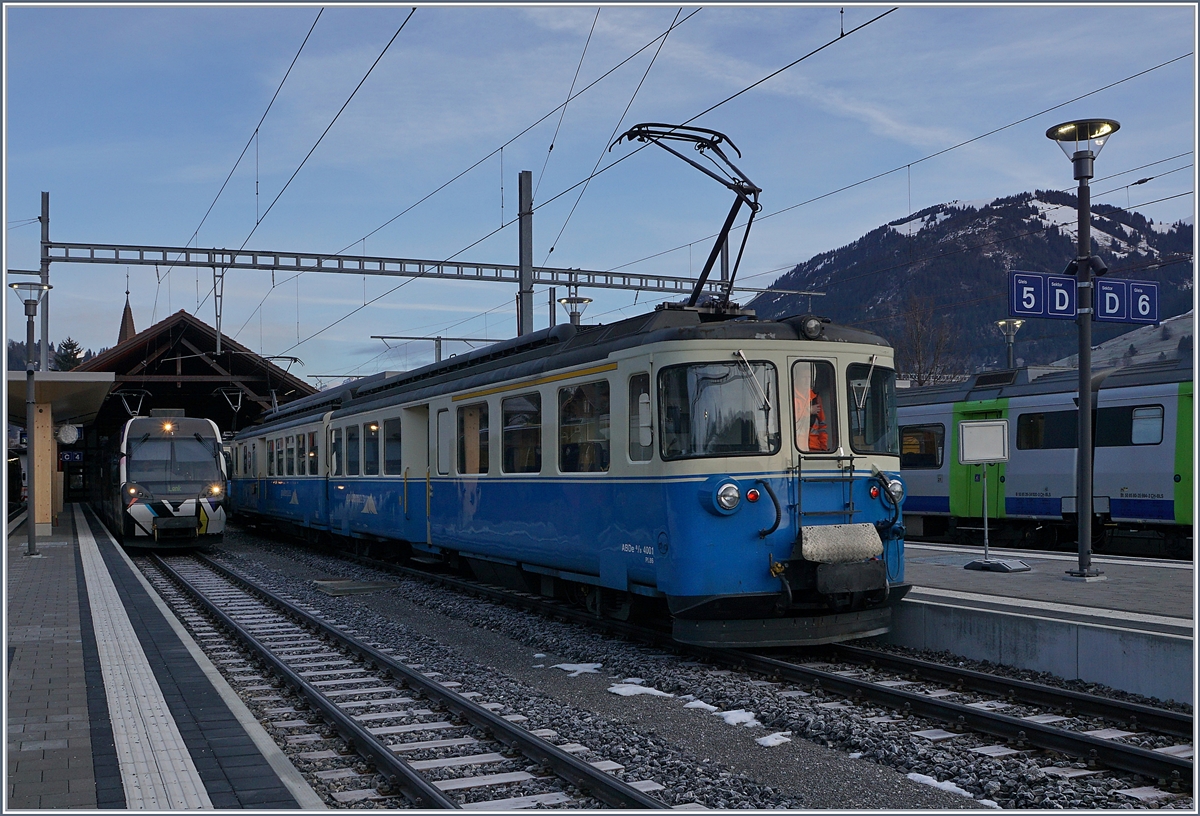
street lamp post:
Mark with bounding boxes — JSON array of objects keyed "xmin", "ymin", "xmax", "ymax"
[
  {"xmin": 996, "ymin": 318, "xmax": 1024, "ymax": 368},
  {"xmin": 8, "ymin": 282, "xmax": 52, "ymax": 557},
  {"xmin": 1045, "ymin": 118, "xmax": 1119, "ymax": 580}
]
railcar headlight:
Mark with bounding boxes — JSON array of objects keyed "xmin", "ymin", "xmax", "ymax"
[
  {"xmin": 207, "ymin": 484, "xmax": 223, "ymax": 497},
  {"xmin": 886, "ymin": 478, "xmax": 905, "ymax": 503},
  {"xmin": 716, "ymin": 483, "xmax": 741, "ymax": 511},
  {"xmin": 799, "ymin": 315, "xmax": 824, "ymax": 340}
]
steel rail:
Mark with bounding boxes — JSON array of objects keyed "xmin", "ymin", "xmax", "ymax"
[
  {"xmin": 828, "ymin": 642, "xmax": 1192, "ymax": 738},
  {"xmin": 149, "ymin": 554, "xmax": 458, "ymax": 808},
  {"xmin": 301, "ymin": 542, "xmax": 1192, "ymax": 783},
  {"xmin": 192, "ymin": 553, "xmax": 669, "ymax": 810},
  {"xmin": 720, "ymin": 648, "xmax": 1191, "ymax": 783}
]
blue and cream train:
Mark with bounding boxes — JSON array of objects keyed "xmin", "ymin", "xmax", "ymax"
[
  {"xmin": 97, "ymin": 415, "xmax": 229, "ymax": 548},
  {"xmin": 898, "ymin": 356, "xmax": 1193, "ymax": 557},
  {"xmin": 228, "ymin": 307, "xmax": 911, "ymax": 647}
]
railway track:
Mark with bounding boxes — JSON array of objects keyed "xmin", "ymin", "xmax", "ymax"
[
  {"xmin": 141, "ymin": 552, "xmax": 671, "ymax": 809},
  {"xmin": 291, "ymin": 539, "xmax": 1193, "ymax": 792}
]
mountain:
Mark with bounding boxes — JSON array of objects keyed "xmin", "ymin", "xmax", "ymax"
[{"xmin": 748, "ymin": 190, "xmax": 1193, "ymax": 377}]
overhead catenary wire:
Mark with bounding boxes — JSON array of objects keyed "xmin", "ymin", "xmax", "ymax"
[
  {"xmin": 274, "ymin": 7, "xmax": 896, "ymax": 358},
  {"xmin": 533, "ymin": 8, "xmax": 601, "ymax": 202},
  {"xmin": 541, "ymin": 7, "xmax": 683, "ymax": 267}
]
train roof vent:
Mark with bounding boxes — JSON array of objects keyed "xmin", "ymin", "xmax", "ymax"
[{"xmin": 972, "ymin": 370, "xmax": 1017, "ymax": 388}]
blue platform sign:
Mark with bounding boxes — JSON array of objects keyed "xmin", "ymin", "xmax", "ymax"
[
  {"xmin": 1010, "ymin": 272, "xmax": 1045, "ymax": 317},
  {"xmin": 1009, "ymin": 271, "xmax": 1077, "ymax": 320},
  {"xmin": 1128, "ymin": 282, "xmax": 1159, "ymax": 324},
  {"xmin": 1094, "ymin": 279, "xmax": 1128, "ymax": 322},
  {"xmin": 60, "ymin": 451, "xmax": 83, "ymax": 463},
  {"xmin": 1045, "ymin": 274, "xmax": 1077, "ymax": 319}
]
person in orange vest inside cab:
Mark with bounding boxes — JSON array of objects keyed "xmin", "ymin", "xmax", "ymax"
[{"xmin": 807, "ymin": 388, "xmax": 830, "ymax": 452}]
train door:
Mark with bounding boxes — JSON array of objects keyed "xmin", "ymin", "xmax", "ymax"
[
  {"xmin": 954, "ymin": 407, "xmax": 1005, "ymax": 520},
  {"xmin": 401, "ymin": 404, "xmax": 429, "ymax": 544},
  {"xmin": 789, "ymin": 358, "xmax": 849, "ymax": 531}
]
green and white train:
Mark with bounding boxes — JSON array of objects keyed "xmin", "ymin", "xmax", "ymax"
[{"xmin": 897, "ymin": 356, "xmax": 1193, "ymax": 558}]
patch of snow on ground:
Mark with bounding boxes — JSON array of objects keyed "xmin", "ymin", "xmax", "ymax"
[
  {"xmin": 621, "ymin": 677, "xmax": 646, "ymax": 685},
  {"xmin": 907, "ymin": 772, "xmax": 974, "ymax": 799},
  {"xmin": 979, "ymin": 799, "xmax": 1002, "ymax": 809},
  {"xmin": 532, "ymin": 664, "xmax": 545, "ymax": 668},
  {"xmin": 551, "ymin": 662, "xmax": 602, "ymax": 677},
  {"xmin": 849, "ymin": 752, "xmax": 863, "ymax": 759},
  {"xmin": 533, "ymin": 653, "xmax": 546, "ymax": 658},
  {"xmin": 756, "ymin": 731, "xmax": 792, "ymax": 747},
  {"xmin": 714, "ymin": 709, "xmax": 761, "ymax": 728},
  {"xmin": 683, "ymin": 700, "xmax": 718, "ymax": 712},
  {"xmin": 608, "ymin": 683, "xmax": 674, "ymax": 697}
]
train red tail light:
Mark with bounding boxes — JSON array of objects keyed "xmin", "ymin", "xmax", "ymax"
[
  {"xmin": 746, "ymin": 488, "xmax": 761, "ymax": 503},
  {"xmin": 869, "ymin": 485, "xmax": 881, "ymax": 499}
]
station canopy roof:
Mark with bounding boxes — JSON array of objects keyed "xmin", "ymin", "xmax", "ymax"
[
  {"xmin": 6, "ymin": 370, "xmax": 115, "ymax": 427},
  {"xmin": 75, "ymin": 309, "xmax": 317, "ymax": 435}
]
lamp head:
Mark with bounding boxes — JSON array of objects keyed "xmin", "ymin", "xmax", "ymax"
[
  {"xmin": 1046, "ymin": 119, "xmax": 1120, "ymax": 159},
  {"xmin": 8, "ymin": 282, "xmax": 52, "ymax": 304}
]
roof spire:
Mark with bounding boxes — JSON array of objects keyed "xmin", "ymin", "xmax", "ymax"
[{"xmin": 118, "ymin": 277, "xmax": 136, "ymax": 344}]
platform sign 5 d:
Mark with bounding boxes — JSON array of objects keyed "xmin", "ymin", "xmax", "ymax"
[
  {"xmin": 1009, "ymin": 271, "xmax": 1076, "ymax": 319},
  {"xmin": 1095, "ymin": 279, "xmax": 1158, "ymax": 324}
]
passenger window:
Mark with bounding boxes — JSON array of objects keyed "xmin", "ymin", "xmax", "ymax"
[
  {"xmin": 792, "ymin": 361, "xmax": 837, "ymax": 453},
  {"xmin": 1016, "ymin": 411, "xmax": 1076, "ymax": 450},
  {"xmin": 308, "ymin": 432, "xmax": 319, "ymax": 476},
  {"xmin": 251, "ymin": 442, "xmax": 257, "ymax": 476},
  {"xmin": 1131, "ymin": 406, "xmax": 1164, "ymax": 445},
  {"xmin": 330, "ymin": 428, "xmax": 343, "ymax": 476},
  {"xmin": 458, "ymin": 403, "xmax": 490, "ymax": 475},
  {"xmin": 384, "ymin": 419, "xmax": 402, "ymax": 475},
  {"xmin": 363, "ymin": 421, "xmax": 380, "ymax": 476},
  {"xmin": 286, "ymin": 436, "xmax": 295, "ymax": 476},
  {"xmin": 296, "ymin": 433, "xmax": 307, "ymax": 476},
  {"xmin": 346, "ymin": 425, "xmax": 360, "ymax": 475},
  {"xmin": 628, "ymin": 374, "xmax": 653, "ymax": 462},
  {"xmin": 503, "ymin": 394, "xmax": 541, "ymax": 473},
  {"xmin": 560, "ymin": 381, "xmax": 610, "ymax": 472},
  {"xmin": 276, "ymin": 437, "xmax": 284, "ymax": 477},
  {"xmin": 267, "ymin": 440, "xmax": 275, "ymax": 476},
  {"xmin": 900, "ymin": 424, "xmax": 945, "ymax": 468}
]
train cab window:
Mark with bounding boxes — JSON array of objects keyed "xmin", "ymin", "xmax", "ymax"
[
  {"xmin": 308, "ymin": 432, "xmax": 319, "ymax": 476},
  {"xmin": 296, "ymin": 433, "xmax": 307, "ymax": 476},
  {"xmin": 502, "ymin": 394, "xmax": 541, "ymax": 473},
  {"xmin": 900, "ymin": 424, "xmax": 945, "ymax": 468},
  {"xmin": 659, "ymin": 362, "xmax": 779, "ymax": 460},
  {"xmin": 792, "ymin": 361, "xmax": 837, "ymax": 453},
  {"xmin": 458, "ymin": 403, "xmax": 490, "ymax": 475},
  {"xmin": 628, "ymin": 373, "xmax": 653, "ymax": 462},
  {"xmin": 1016, "ymin": 410, "xmax": 1076, "ymax": 450},
  {"xmin": 383, "ymin": 420, "xmax": 402, "ymax": 475},
  {"xmin": 285, "ymin": 436, "xmax": 295, "ymax": 476},
  {"xmin": 846, "ymin": 362, "xmax": 899, "ymax": 455},
  {"xmin": 363, "ymin": 421, "xmax": 380, "ymax": 476},
  {"xmin": 276, "ymin": 437, "xmax": 285, "ymax": 477},
  {"xmin": 267, "ymin": 440, "xmax": 275, "ymax": 476},
  {"xmin": 1131, "ymin": 406, "xmax": 1164, "ymax": 445},
  {"xmin": 560, "ymin": 382, "xmax": 610, "ymax": 472},
  {"xmin": 346, "ymin": 425, "xmax": 361, "ymax": 475},
  {"xmin": 330, "ymin": 428, "xmax": 343, "ymax": 476}
]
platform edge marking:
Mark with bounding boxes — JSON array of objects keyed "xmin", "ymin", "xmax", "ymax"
[
  {"xmin": 73, "ymin": 505, "xmax": 213, "ymax": 809},
  {"xmin": 93, "ymin": 524, "xmax": 327, "ymax": 809}
]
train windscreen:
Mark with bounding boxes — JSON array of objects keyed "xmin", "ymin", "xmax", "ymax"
[
  {"xmin": 126, "ymin": 423, "xmax": 222, "ymax": 495},
  {"xmin": 659, "ymin": 361, "xmax": 780, "ymax": 459}
]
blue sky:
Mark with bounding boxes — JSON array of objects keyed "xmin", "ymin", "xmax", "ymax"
[{"xmin": 5, "ymin": 4, "xmax": 1196, "ymax": 382}]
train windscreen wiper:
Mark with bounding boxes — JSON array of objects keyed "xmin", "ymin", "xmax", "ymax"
[{"xmin": 611, "ymin": 123, "xmax": 761, "ymax": 308}]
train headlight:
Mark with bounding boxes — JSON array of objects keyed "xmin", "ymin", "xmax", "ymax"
[
  {"xmin": 207, "ymin": 484, "xmax": 223, "ymax": 497},
  {"xmin": 799, "ymin": 315, "xmax": 824, "ymax": 340},
  {"xmin": 886, "ymin": 478, "xmax": 905, "ymax": 503},
  {"xmin": 124, "ymin": 483, "xmax": 153, "ymax": 503},
  {"xmin": 716, "ymin": 483, "xmax": 741, "ymax": 511}
]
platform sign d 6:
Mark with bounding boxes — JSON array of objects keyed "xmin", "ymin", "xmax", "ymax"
[{"xmin": 1094, "ymin": 278, "xmax": 1160, "ymax": 324}]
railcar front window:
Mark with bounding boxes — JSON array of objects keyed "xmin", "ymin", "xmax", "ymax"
[
  {"xmin": 792, "ymin": 361, "xmax": 837, "ymax": 453},
  {"xmin": 846, "ymin": 362, "xmax": 899, "ymax": 455},
  {"xmin": 126, "ymin": 438, "xmax": 221, "ymax": 494},
  {"xmin": 659, "ymin": 362, "xmax": 780, "ymax": 460}
]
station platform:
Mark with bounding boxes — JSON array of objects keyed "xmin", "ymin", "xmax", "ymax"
[
  {"xmin": 5, "ymin": 503, "xmax": 324, "ymax": 809},
  {"xmin": 885, "ymin": 542, "xmax": 1194, "ymax": 706}
]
